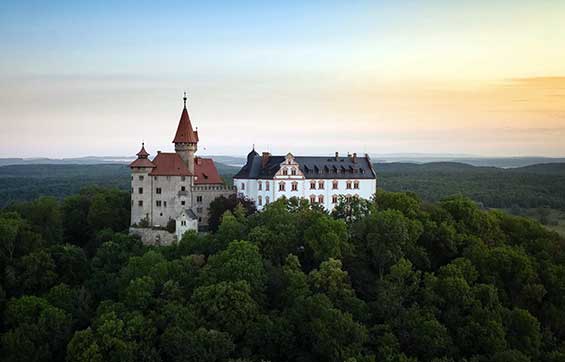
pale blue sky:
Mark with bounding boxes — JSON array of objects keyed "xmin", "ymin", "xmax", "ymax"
[{"xmin": 1, "ymin": 0, "xmax": 564, "ymax": 157}]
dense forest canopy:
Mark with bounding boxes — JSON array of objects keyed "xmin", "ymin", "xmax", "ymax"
[{"xmin": 1, "ymin": 186, "xmax": 565, "ymax": 361}]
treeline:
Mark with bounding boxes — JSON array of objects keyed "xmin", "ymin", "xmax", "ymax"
[
  {"xmin": 1, "ymin": 187, "xmax": 565, "ymax": 361},
  {"xmin": 377, "ymin": 162, "xmax": 565, "ymax": 210}
]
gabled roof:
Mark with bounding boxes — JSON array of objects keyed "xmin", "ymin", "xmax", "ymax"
[
  {"xmin": 173, "ymin": 106, "xmax": 199, "ymax": 144},
  {"xmin": 194, "ymin": 157, "xmax": 223, "ymax": 184},
  {"xmin": 149, "ymin": 152, "xmax": 191, "ymax": 176},
  {"xmin": 234, "ymin": 153, "xmax": 377, "ymax": 180}
]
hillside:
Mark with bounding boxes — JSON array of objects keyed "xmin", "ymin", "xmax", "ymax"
[{"xmin": 1, "ymin": 162, "xmax": 565, "ymax": 212}]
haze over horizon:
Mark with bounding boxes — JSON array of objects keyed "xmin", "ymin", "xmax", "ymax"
[{"xmin": 1, "ymin": 0, "xmax": 564, "ymax": 158}]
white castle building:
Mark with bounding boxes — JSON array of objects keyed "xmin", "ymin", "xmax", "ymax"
[
  {"xmin": 129, "ymin": 94, "xmax": 234, "ymax": 241},
  {"xmin": 233, "ymin": 150, "xmax": 377, "ymax": 211}
]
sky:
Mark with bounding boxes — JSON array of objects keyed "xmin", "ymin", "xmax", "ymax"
[{"xmin": 0, "ymin": 0, "xmax": 564, "ymax": 158}]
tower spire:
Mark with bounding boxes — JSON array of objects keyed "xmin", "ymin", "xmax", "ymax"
[{"xmin": 183, "ymin": 91, "xmax": 187, "ymax": 108}]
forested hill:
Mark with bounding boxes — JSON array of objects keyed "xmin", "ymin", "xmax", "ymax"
[
  {"xmin": 0, "ymin": 162, "xmax": 565, "ymax": 211},
  {"xmin": 376, "ymin": 162, "xmax": 565, "ymax": 210},
  {"xmin": 2, "ymin": 188, "xmax": 565, "ymax": 361}
]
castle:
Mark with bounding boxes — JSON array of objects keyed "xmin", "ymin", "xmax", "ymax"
[
  {"xmin": 234, "ymin": 150, "xmax": 377, "ymax": 211},
  {"xmin": 129, "ymin": 94, "xmax": 234, "ymax": 243}
]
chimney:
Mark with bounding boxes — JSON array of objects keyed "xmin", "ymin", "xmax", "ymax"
[
  {"xmin": 335, "ymin": 151, "xmax": 339, "ymax": 161},
  {"xmin": 262, "ymin": 152, "xmax": 271, "ymax": 168},
  {"xmin": 352, "ymin": 153, "xmax": 357, "ymax": 163}
]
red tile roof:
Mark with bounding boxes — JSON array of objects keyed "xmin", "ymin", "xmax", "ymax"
[
  {"xmin": 136, "ymin": 144, "xmax": 150, "ymax": 157},
  {"xmin": 194, "ymin": 157, "xmax": 223, "ymax": 184},
  {"xmin": 173, "ymin": 107, "xmax": 199, "ymax": 144},
  {"xmin": 129, "ymin": 158, "xmax": 155, "ymax": 168},
  {"xmin": 149, "ymin": 152, "xmax": 191, "ymax": 176}
]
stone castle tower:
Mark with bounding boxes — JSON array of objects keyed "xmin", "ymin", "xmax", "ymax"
[{"xmin": 129, "ymin": 94, "xmax": 234, "ymax": 243}]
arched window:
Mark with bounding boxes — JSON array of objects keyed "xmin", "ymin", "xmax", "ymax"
[
  {"xmin": 279, "ymin": 182, "xmax": 286, "ymax": 191},
  {"xmin": 266, "ymin": 182, "xmax": 270, "ymax": 191},
  {"xmin": 310, "ymin": 181, "xmax": 316, "ymax": 189},
  {"xmin": 258, "ymin": 181, "xmax": 262, "ymax": 190},
  {"xmin": 266, "ymin": 196, "xmax": 270, "ymax": 204},
  {"xmin": 258, "ymin": 196, "xmax": 262, "ymax": 205},
  {"xmin": 332, "ymin": 180, "xmax": 339, "ymax": 189},
  {"xmin": 353, "ymin": 180, "xmax": 359, "ymax": 189},
  {"xmin": 318, "ymin": 195, "xmax": 324, "ymax": 203},
  {"xmin": 318, "ymin": 181, "xmax": 324, "ymax": 189},
  {"xmin": 332, "ymin": 195, "xmax": 338, "ymax": 203},
  {"xmin": 241, "ymin": 182, "xmax": 245, "ymax": 191},
  {"xmin": 282, "ymin": 168, "xmax": 288, "ymax": 176},
  {"xmin": 309, "ymin": 195, "xmax": 316, "ymax": 203},
  {"xmin": 291, "ymin": 181, "xmax": 298, "ymax": 191},
  {"xmin": 346, "ymin": 180, "xmax": 352, "ymax": 189},
  {"xmin": 346, "ymin": 194, "xmax": 352, "ymax": 202},
  {"xmin": 291, "ymin": 168, "xmax": 297, "ymax": 175}
]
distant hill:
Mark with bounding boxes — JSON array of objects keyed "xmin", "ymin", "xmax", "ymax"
[
  {"xmin": 1, "ymin": 161, "xmax": 564, "ymax": 211},
  {"xmin": 376, "ymin": 161, "xmax": 565, "ymax": 210}
]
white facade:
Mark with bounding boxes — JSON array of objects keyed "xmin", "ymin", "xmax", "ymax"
[{"xmin": 234, "ymin": 153, "xmax": 377, "ymax": 211}]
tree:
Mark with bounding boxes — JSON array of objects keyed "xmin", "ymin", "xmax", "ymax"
[
  {"xmin": 2, "ymin": 296, "xmax": 72, "ymax": 362},
  {"xmin": 203, "ymin": 240, "xmax": 267, "ymax": 293},
  {"xmin": 208, "ymin": 194, "xmax": 256, "ymax": 232},
  {"xmin": 190, "ymin": 281, "xmax": 259, "ymax": 339}
]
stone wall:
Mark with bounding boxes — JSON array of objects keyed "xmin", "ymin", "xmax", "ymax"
[
  {"xmin": 129, "ymin": 227, "xmax": 177, "ymax": 246},
  {"xmin": 192, "ymin": 184, "xmax": 236, "ymax": 226}
]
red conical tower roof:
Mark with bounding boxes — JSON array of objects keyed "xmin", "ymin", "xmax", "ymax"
[
  {"xmin": 129, "ymin": 142, "xmax": 155, "ymax": 168},
  {"xmin": 173, "ymin": 93, "xmax": 199, "ymax": 144},
  {"xmin": 136, "ymin": 143, "xmax": 150, "ymax": 158}
]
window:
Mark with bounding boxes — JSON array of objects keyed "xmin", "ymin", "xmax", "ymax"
[
  {"xmin": 318, "ymin": 181, "xmax": 324, "ymax": 189},
  {"xmin": 167, "ymin": 176, "xmax": 171, "ymax": 181},
  {"xmin": 138, "ymin": 200, "xmax": 143, "ymax": 207},
  {"xmin": 258, "ymin": 181, "xmax": 262, "ymax": 191},
  {"xmin": 310, "ymin": 181, "xmax": 316, "ymax": 190},
  {"xmin": 354, "ymin": 181, "xmax": 359, "ymax": 189},
  {"xmin": 181, "ymin": 201, "xmax": 186, "ymax": 206},
  {"xmin": 241, "ymin": 183, "xmax": 245, "ymax": 191},
  {"xmin": 346, "ymin": 194, "xmax": 352, "ymax": 201},
  {"xmin": 156, "ymin": 187, "xmax": 162, "ymax": 194},
  {"xmin": 310, "ymin": 195, "xmax": 316, "ymax": 203},
  {"xmin": 266, "ymin": 182, "xmax": 270, "ymax": 191},
  {"xmin": 181, "ymin": 186, "xmax": 186, "ymax": 191},
  {"xmin": 318, "ymin": 195, "xmax": 324, "ymax": 203},
  {"xmin": 197, "ymin": 207, "xmax": 203, "ymax": 213},
  {"xmin": 333, "ymin": 180, "xmax": 338, "ymax": 189},
  {"xmin": 181, "ymin": 176, "xmax": 186, "ymax": 181},
  {"xmin": 154, "ymin": 176, "xmax": 158, "ymax": 180},
  {"xmin": 156, "ymin": 200, "xmax": 162, "ymax": 207},
  {"xmin": 266, "ymin": 196, "xmax": 270, "ymax": 204},
  {"xmin": 346, "ymin": 181, "xmax": 352, "ymax": 189},
  {"xmin": 291, "ymin": 168, "xmax": 297, "ymax": 176},
  {"xmin": 332, "ymin": 195, "xmax": 338, "ymax": 204},
  {"xmin": 138, "ymin": 187, "xmax": 143, "ymax": 194},
  {"xmin": 291, "ymin": 182, "xmax": 298, "ymax": 191},
  {"xmin": 181, "ymin": 220, "xmax": 186, "ymax": 226},
  {"xmin": 196, "ymin": 196, "xmax": 203, "ymax": 203},
  {"xmin": 282, "ymin": 168, "xmax": 288, "ymax": 176},
  {"xmin": 258, "ymin": 196, "xmax": 263, "ymax": 206},
  {"xmin": 164, "ymin": 201, "xmax": 167, "ymax": 207},
  {"xmin": 139, "ymin": 175, "xmax": 144, "ymax": 181},
  {"xmin": 279, "ymin": 182, "xmax": 285, "ymax": 191}
]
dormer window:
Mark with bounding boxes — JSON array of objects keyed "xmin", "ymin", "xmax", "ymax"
[
  {"xmin": 282, "ymin": 168, "xmax": 288, "ymax": 176},
  {"xmin": 291, "ymin": 168, "xmax": 297, "ymax": 176}
]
